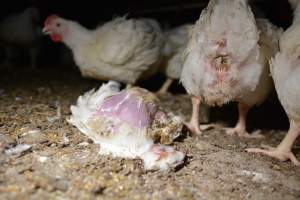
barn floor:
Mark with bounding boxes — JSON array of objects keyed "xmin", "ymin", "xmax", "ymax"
[{"xmin": 0, "ymin": 67, "xmax": 300, "ymax": 200}]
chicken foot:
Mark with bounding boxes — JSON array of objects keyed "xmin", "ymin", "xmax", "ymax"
[
  {"xmin": 185, "ymin": 96, "xmax": 212, "ymax": 135},
  {"xmin": 246, "ymin": 121, "xmax": 300, "ymax": 165},
  {"xmin": 225, "ymin": 103, "xmax": 264, "ymax": 138}
]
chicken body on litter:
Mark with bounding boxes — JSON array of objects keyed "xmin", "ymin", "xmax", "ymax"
[
  {"xmin": 69, "ymin": 81, "xmax": 184, "ymax": 171},
  {"xmin": 157, "ymin": 24, "xmax": 193, "ymax": 94}
]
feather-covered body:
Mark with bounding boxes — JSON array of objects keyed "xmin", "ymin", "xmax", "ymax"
[
  {"xmin": 58, "ymin": 17, "xmax": 163, "ymax": 84},
  {"xmin": 180, "ymin": 0, "xmax": 280, "ymax": 107},
  {"xmin": 69, "ymin": 81, "xmax": 184, "ymax": 171},
  {"xmin": 271, "ymin": 19, "xmax": 300, "ymax": 121},
  {"xmin": 180, "ymin": 0, "xmax": 282, "ymax": 136},
  {"xmin": 238, "ymin": 18, "xmax": 282, "ymax": 106},
  {"xmin": 163, "ymin": 24, "xmax": 193, "ymax": 79},
  {"xmin": 181, "ymin": 0, "xmax": 262, "ymax": 106},
  {"xmin": 43, "ymin": 15, "xmax": 163, "ymax": 84}
]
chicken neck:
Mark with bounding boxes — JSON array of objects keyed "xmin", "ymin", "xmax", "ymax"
[{"xmin": 63, "ymin": 22, "xmax": 92, "ymax": 50}]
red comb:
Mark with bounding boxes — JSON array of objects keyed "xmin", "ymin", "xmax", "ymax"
[{"xmin": 44, "ymin": 14, "xmax": 59, "ymax": 26}]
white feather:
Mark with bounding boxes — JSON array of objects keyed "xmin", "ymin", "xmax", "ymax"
[
  {"xmin": 163, "ymin": 24, "xmax": 193, "ymax": 79},
  {"xmin": 61, "ymin": 17, "xmax": 163, "ymax": 84}
]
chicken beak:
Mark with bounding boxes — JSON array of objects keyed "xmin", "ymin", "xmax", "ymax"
[{"xmin": 42, "ymin": 27, "xmax": 51, "ymax": 35}]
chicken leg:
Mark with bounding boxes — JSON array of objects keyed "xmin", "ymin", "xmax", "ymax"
[
  {"xmin": 126, "ymin": 84, "xmax": 133, "ymax": 89},
  {"xmin": 225, "ymin": 103, "xmax": 263, "ymax": 138},
  {"xmin": 157, "ymin": 78, "xmax": 173, "ymax": 94},
  {"xmin": 185, "ymin": 96, "xmax": 202, "ymax": 135},
  {"xmin": 246, "ymin": 121, "xmax": 300, "ymax": 165}
]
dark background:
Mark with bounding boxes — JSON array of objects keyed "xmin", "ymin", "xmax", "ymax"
[{"xmin": 0, "ymin": 0, "xmax": 293, "ymax": 28}]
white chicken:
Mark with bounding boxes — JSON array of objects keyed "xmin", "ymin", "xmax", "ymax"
[
  {"xmin": 246, "ymin": 0, "xmax": 300, "ymax": 165},
  {"xmin": 0, "ymin": 6, "xmax": 42, "ymax": 68},
  {"xmin": 42, "ymin": 15, "xmax": 163, "ymax": 87},
  {"xmin": 180, "ymin": 0, "xmax": 282, "ymax": 136},
  {"xmin": 157, "ymin": 24, "xmax": 193, "ymax": 94},
  {"xmin": 68, "ymin": 81, "xmax": 185, "ymax": 171}
]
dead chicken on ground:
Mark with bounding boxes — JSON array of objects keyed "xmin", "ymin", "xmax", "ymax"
[{"xmin": 68, "ymin": 81, "xmax": 185, "ymax": 171}]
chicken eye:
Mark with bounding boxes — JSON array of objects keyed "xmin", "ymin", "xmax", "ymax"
[{"xmin": 56, "ymin": 23, "xmax": 61, "ymax": 27}]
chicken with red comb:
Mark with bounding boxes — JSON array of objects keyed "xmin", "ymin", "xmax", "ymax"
[
  {"xmin": 42, "ymin": 15, "xmax": 163, "ymax": 87},
  {"xmin": 44, "ymin": 14, "xmax": 59, "ymax": 27}
]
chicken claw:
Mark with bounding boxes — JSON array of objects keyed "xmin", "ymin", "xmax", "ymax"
[
  {"xmin": 224, "ymin": 103, "xmax": 264, "ymax": 138},
  {"xmin": 225, "ymin": 128, "xmax": 264, "ymax": 138},
  {"xmin": 246, "ymin": 145, "xmax": 300, "ymax": 166},
  {"xmin": 184, "ymin": 121, "xmax": 202, "ymax": 135}
]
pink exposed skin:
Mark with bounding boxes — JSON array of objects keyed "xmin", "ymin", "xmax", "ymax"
[
  {"xmin": 96, "ymin": 91, "xmax": 159, "ymax": 130},
  {"xmin": 151, "ymin": 144, "xmax": 176, "ymax": 160},
  {"xmin": 154, "ymin": 110, "xmax": 167, "ymax": 121},
  {"xmin": 204, "ymin": 40, "xmax": 237, "ymax": 90}
]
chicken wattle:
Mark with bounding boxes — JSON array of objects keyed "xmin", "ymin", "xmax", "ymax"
[{"xmin": 68, "ymin": 81, "xmax": 185, "ymax": 171}]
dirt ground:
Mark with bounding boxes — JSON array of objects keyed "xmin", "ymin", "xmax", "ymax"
[{"xmin": 0, "ymin": 67, "xmax": 300, "ymax": 200}]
